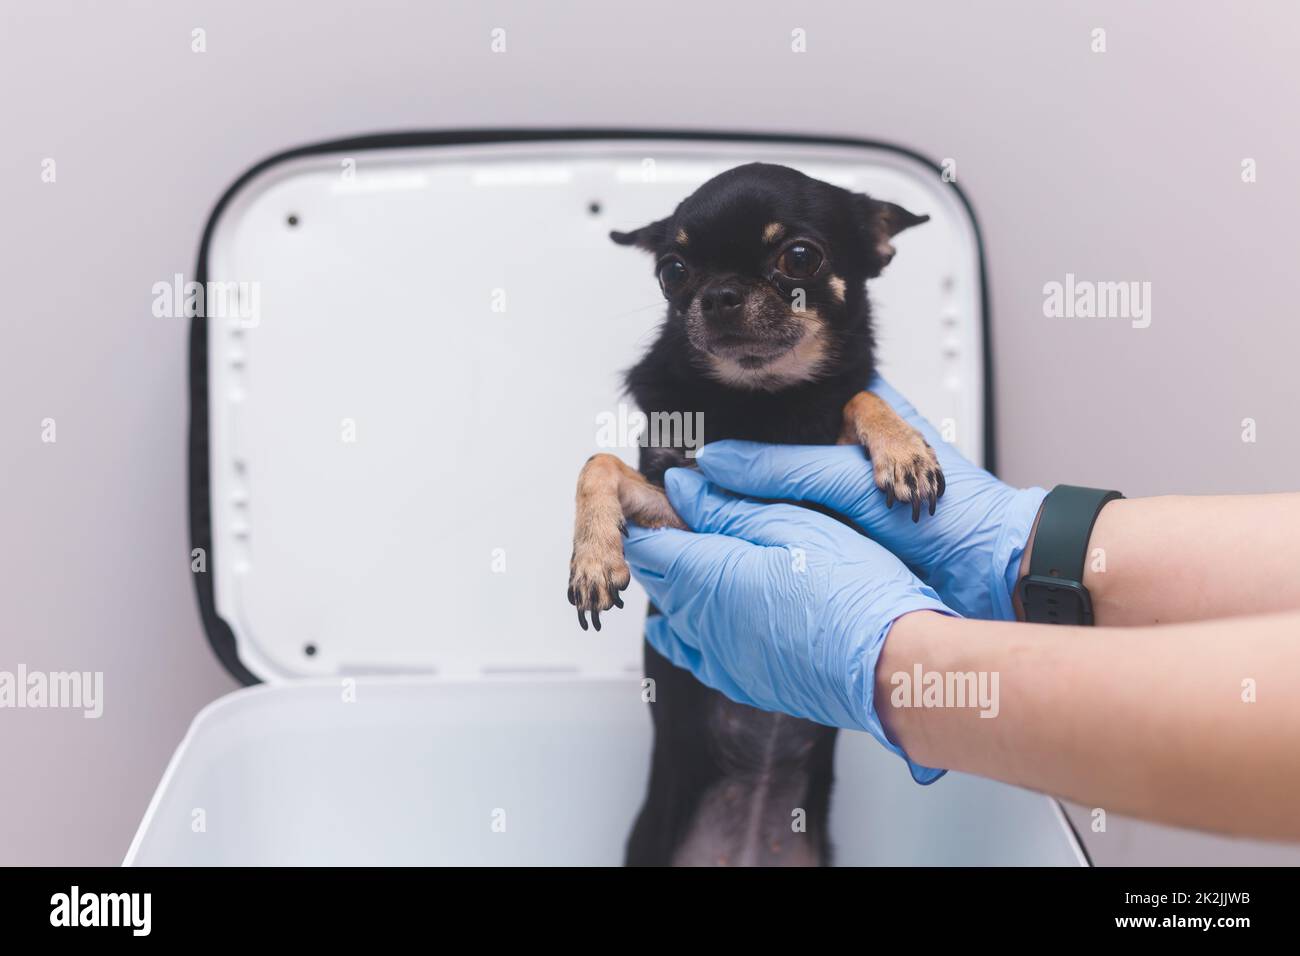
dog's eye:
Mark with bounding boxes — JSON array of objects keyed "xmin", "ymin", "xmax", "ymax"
[
  {"xmin": 657, "ymin": 256, "xmax": 689, "ymax": 296},
  {"xmin": 777, "ymin": 242, "xmax": 824, "ymax": 280}
]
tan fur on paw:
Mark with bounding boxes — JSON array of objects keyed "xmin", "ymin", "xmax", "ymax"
[
  {"xmin": 567, "ymin": 539, "xmax": 630, "ymax": 632},
  {"xmin": 568, "ymin": 453, "xmax": 671, "ymax": 631},
  {"xmin": 870, "ymin": 435, "xmax": 944, "ymax": 521},
  {"xmin": 842, "ymin": 392, "xmax": 945, "ymax": 522}
]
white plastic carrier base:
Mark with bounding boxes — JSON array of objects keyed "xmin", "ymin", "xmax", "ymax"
[{"xmin": 127, "ymin": 132, "xmax": 1087, "ymax": 867}]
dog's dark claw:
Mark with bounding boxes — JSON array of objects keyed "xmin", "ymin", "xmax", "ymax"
[
  {"xmin": 577, "ymin": 608, "xmax": 588, "ymax": 631},
  {"xmin": 904, "ymin": 472, "xmax": 920, "ymax": 522},
  {"xmin": 937, "ymin": 470, "xmax": 946, "ymax": 498},
  {"xmin": 885, "ymin": 488, "xmax": 895, "ymax": 509},
  {"xmin": 591, "ymin": 609, "xmax": 602, "ymax": 632},
  {"xmin": 612, "ymin": 592, "xmax": 624, "ymax": 609},
  {"xmin": 567, "ymin": 586, "xmax": 576, "ymax": 606}
]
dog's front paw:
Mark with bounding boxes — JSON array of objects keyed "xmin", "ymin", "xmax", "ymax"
[
  {"xmin": 871, "ymin": 429, "xmax": 945, "ymax": 522},
  {"xmin": 567, "ymin": 544, "xmax": 631, "ymax": 632}
]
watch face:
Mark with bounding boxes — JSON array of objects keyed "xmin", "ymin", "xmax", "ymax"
[{"xmin": 1019, "ymin": 576, "xmax": 1093, "ymax": 626}]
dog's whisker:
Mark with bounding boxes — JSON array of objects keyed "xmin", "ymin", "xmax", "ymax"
[{"xmin": 601, "ymin": 300, "xmax": 666, "ymax": 322}]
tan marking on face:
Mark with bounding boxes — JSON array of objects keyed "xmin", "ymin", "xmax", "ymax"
[
  {"xmin": 676, "ymin": 228, "xmax": 689, "ymax": 246},
  {"xmin": 762, "ymin": 222, "xmax": 785, "ymax": 244},
  {"xmin": 704, "ymin": 309, "xmax": 831, "ymax": 392},
  {"xmin": 828, "ymin": 275, "xmax": 846, "ymax": 302}
]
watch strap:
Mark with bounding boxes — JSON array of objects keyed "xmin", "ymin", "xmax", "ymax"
[
  {"xmin": 1028, "ymin": 485, "xmax": 1124, "ymax": 583},
  {"xmin": 1021, "ymin": 485, "xmax": 1123, "ymax": 625}
]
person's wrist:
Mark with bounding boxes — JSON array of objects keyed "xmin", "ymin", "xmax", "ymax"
[
  {"xmin": 1078, "ymin": 495, "xmax": 1124, "ymax": 625},
  {"xmin": 865, "ymin": 607, "xmax": 956, "ymax": 784},
  {"xmin": 1010, "ymin": 495, "xmax": 1046, "ymax": 621},
  {"xmin": 991, "ymin": 486, "xmax": 1049, "ymax": 621},
  {"xmin": 1010, "ymin": 488, "xmax": 1124, "ymax": 624},
  {"xmin": 915, "ymin": 483, "xmax": 1047, "ymax": 621}
]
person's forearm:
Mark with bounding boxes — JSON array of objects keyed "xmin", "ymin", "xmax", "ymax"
[
  {"xmin": 879, "ymin": 609, "xmax": 1300, "ymax": 841},
  {"xmin": 1017, "ymin": 493, "xmax": 1300, "ymax": 626}
]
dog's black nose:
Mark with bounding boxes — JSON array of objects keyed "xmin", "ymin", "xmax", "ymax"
[{"xmin": 700, "ymin": 285, "xmax": 744, "ymax": 323}]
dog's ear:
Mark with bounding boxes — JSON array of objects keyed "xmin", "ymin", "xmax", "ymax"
[
  {"xmin": 857, "ymin": 197, "xmax": 929, "ymax": 275},
  {"xmin": 610, "ymin": 217, "xmax": 672, "ymax": 252}
]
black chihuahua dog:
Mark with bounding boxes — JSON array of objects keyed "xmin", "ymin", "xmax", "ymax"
[{"xmin": 568, "ymin": 162, "xmax": 942, "ymax": 866}]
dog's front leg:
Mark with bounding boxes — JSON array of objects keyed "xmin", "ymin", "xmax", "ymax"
[
  {"xmin": 840, "ymin": 391, "xmax": 946, "ymax": 521},
  {"xmin": 568, "ymin": 453, "xmax": 685, "ymax": 631}
]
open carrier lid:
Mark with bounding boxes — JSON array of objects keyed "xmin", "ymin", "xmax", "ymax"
[{"xmin": 191, "ymin": 131, "xmax": 991, "ymax": 685}]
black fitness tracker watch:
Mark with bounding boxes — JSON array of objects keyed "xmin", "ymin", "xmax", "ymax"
[{"xmin": 1017, "ymin": 485, "xmax": 1124, "ymax": 626}]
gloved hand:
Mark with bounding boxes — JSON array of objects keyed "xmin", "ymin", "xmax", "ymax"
[
  {"xmin": 690, "ymin": 377, "xmax": 1047, "ymax": 621},
  {"xmin": 624, "ymin": 467, "xmax": 954, "ymax": 783}
]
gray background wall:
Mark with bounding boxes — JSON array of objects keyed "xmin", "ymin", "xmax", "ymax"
[{"xmin": 2, "ymin": 0, "xmax": 1297, "ymax": 866}]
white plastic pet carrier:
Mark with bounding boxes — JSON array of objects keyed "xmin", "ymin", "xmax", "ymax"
[{"xmin": 125, "ymin": 131, "xmax": 1087, "ymax": 866}]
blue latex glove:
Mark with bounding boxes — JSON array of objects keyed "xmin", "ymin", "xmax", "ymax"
[
  {"xmin": 691, "ymin": 378, "xmax": 1047, "ymax": 621},
  {"xmin": 624, "ymin": 468, "xmax": 954, "ymax": 784}
]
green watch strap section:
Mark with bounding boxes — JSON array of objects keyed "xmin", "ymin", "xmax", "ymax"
[{"xmin": 1027, "ymin": 485, "xmax": 1124, "ymax": 584}]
